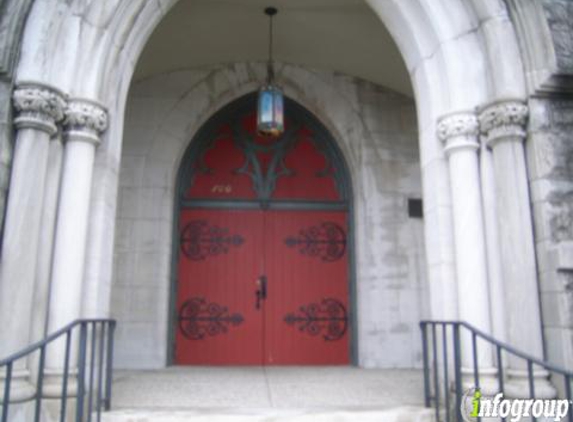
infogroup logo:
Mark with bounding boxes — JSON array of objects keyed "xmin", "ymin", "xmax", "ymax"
[{"xmin": 461, "ymin": 388, "xmax": 571, "ymax": 422}]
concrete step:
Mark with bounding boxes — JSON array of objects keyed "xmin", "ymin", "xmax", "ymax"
[
  {"xmin": 102, "ymin": 406, "xmax": 434, "ymax": 422},
  {"xmin": 103, "ymin": 367, "xmax": 432, "ymax": 422}
]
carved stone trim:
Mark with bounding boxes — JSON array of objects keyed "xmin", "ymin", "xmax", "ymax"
[
  {"xmin": 479, "ymin": 101, "xmax": 528, "ymax": 148},
  {"xmin": 12, "ymin": 82, "xmax": 66, "ymax": 135},
  {"xmin": 437, "ymin": 113, "xmax": 479, "ymax": 140},
  {"xmin": 437, "ymin": 113, "xmax": 479, "ymax": 156},
  {"xmin": 64, "ymin": 98, "xmax": 109, "ymax": 145}
]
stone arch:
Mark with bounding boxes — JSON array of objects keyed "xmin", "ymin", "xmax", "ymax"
[{"xmin": 12, "ymin": 0, "xmax": 529, "ymax": 324}]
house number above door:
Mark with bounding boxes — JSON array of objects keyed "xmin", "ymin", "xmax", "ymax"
[{"xmin": 211, "ymin": 184, "xmax": 233, "ymax": 194}]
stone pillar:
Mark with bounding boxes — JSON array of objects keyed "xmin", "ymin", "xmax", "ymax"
[
  {"xmin": 44, "ymin": 99, "xmax": 108, "ymax": 395},
  {"xmin": 0, "ymin": 82, "xmax": 65, "ymax": 401},
  {"xmin": 28, "ymin": 135, "xmax": 64, "ymax": 380},
  {"xmin": 479, "ymin": 142, "xmax": 507, "ymax": 344},
  {"xmin": 479, "ymin": 100, "xmax": 554, "ymax": 398},
  {"xmin": 437, "ymin": 113, "xmax": 494, "ymax": 373}
]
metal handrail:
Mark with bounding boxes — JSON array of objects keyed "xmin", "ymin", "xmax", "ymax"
[
  {"xmin": 0, "ymin": 319, "xmax": 112, "ymax": 366},
  {"xmin": 423, "ymin": 321, "xmax": 573, "ymax": 376},
  {"xmin": 420, "ymin": 320, "xmax": 573, "ymax": 422},
  {"xmin": 0, "ymin": 318, "xmax": 116, "ymax": 422}
]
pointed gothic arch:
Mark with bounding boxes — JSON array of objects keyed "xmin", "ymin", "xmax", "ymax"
[{"xmin": 170, "ymin": 92, "xmax": 357, "ymax": 364}]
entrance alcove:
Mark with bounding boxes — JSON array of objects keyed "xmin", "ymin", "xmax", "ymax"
[
  {"xmin": 1, "ymin": 0, "xmax": 556, "ymax": 418},
  {"xmin": 111, "ymin": 0, "xmax": 427, "ymax": 370}
]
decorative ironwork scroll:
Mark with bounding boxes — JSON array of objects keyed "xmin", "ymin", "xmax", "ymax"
[
  {"xmin": 284, "ymin": 222, "xmax": 346, "ymax": 262},
  {"xmin": 232, "ymin": 121, "xmax": 299, "ymax": 201},
  {"xmin": 178, "ymin": 297, "xmax": 244, "ymax": 340},
  {"xmin": 180, "ymin": 220, "xmax": 244, "ymax": 260},
  {"xmin": 284, "ymin": 298, "xmax": 348, "ymax": 341}
]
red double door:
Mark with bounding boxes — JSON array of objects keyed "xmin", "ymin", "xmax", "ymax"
[{"xmin": 175, "ymin": 208, "xmax": 350, "ymax": 365}]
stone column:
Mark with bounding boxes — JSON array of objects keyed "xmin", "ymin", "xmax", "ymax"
[
  {"xmin": 437, "ymin": 113, "xmax": 495, "ymax": 375},
  {"xmin": 0, "ymin": 82, "xmax": 65, "ymax": 401},
  {"xmin": 28, "ymin": 135, "xmax": 64, "ymax": 380},
  {"xmin": 479, "ymin": 142, "xmax": 507, "ymax": 344},
  {"xmin": 44, "ymin": 99, "xmax": 108, "ymax": 395},
  {"xmin": 479, "ymin": 100, "xmax": 554, "ymax": 398}
]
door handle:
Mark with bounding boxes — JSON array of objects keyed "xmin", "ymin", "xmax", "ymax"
[
  {"xmin": 255, "ymin": 275, "xmax": 268, "ymax": 310},
  {"xmin": 260, "ymin": 275, "xmax": 267, "ymax": 300}
]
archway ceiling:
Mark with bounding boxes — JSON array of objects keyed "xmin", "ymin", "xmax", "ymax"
[{"xmin": 133, "ymin": 0, "xmax": 413, "ymax": 97}]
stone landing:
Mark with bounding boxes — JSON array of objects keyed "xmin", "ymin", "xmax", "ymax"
[{"xmin": 102, "ymin": 367, "xmax": 433, "ymax": 422}]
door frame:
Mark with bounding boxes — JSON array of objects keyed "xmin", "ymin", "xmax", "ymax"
[{"xmin": 167, "ymin": 92, "xmax": 358, "ymax": 365}]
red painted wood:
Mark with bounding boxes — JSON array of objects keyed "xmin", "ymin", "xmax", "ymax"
[
  {"xmin": 185, "ymin": 128, "xmax": 256, "ymax": 200},
  {"xmin": 175, "ymin": 209, "xmax": 264, "ymax": 364},
  {"xmin": 263, "ymin": 211, "xmax": 350, "ymax": 365},
  {"xmin": 273, "ymin": 128, "xmax": 340, "ymax": 201},
  {"xmin": 175, "ymin": 209, "xmax": 350, "ymax": 365}
]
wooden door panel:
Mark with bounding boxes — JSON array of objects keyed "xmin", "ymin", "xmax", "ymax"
[
  {"xmin": 175, "ymin": 209, "xmax": 264, "ymax": 365},
  {"xmin": 263, "ymin": 211, "xmax": 350, "ymax": 365}
]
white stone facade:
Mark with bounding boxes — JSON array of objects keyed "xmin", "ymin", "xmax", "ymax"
[{"xmin": 0, "ymin": 0, "xmax": 571, "ymax": 409}]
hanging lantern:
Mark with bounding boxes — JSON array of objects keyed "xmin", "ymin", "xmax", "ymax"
[
  {"xmin": 257, "ymin": 80, "xmax": 284, "ymax": 138},
  {"xmin": 257, "ymin": 7, "xmax": 284, "ymax": 138}
]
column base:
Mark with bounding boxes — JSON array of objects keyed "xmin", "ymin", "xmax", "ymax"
[
  {"xmin": 41, "ymin": 369, "xmax": 79, "ymax": 398},
  {"xmin": 0, "ymin": 368, "xmax": 35, "ymax": 403},
  {"xmin": 458, "ymin": 367, "xmax": 500, "ymax": 422},
  {"xmin": 461, "ymin": 366, "xmax": 500, "ymax": 396},
  {"xmin": 504, "ymin": 369, "xmax": 556, "ymax": 399},
  {"xmin": 43, "ymin": 397, "xmax": 78, "ymax": 422}
]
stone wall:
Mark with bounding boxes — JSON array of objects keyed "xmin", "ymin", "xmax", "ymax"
[
  {"xmin": 542, "ymin": 0, "xmax": 573, "ymax": 75},
  {"xmin": 529, "ymin": 97, "xmax": 573, "ymax": 369},
  {"xmin": 506, "ymin": 0, "xmax": 573, "ymax": 95},
  {"xmin": 111, "ymin": 62, "xmax": 426, "ymax": 369},
  {"xmin": 511, "ymin": 0, "xmax": 573, "ymax": 372}
]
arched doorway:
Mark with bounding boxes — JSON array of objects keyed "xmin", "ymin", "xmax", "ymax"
[{"xmin": 172, "ymin": 93, "xmax": 354, "ymax": 365}]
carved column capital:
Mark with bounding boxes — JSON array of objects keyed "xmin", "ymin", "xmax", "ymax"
[
  {"xmin": 479, "ymin": 100, "xmax": 528, "ymax": 148},
  {"xmin": 12, "ymin": 82, "xmax": 66, "ymax": 135},
  {"xmin": 437, "ymin": 112, "xmax": 480, "ymax": 156},
  {"xmin": 64, "ymin": 99, "xmax": 108, "ymax": 145}
]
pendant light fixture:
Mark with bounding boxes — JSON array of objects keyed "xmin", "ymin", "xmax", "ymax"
[{"xmin": 257, "ymin": 7, "xmax": 284, "ymax": 138}]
